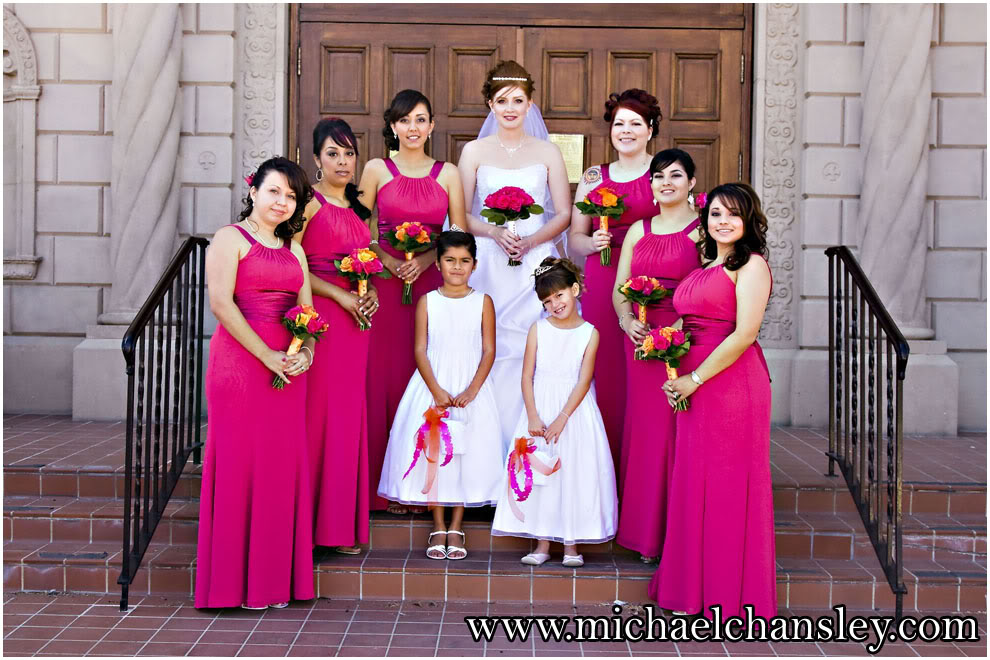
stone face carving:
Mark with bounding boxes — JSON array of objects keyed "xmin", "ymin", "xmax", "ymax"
[
  {"xmin": 857, "ymin": 4, "xmax": 935, "ymax": 338},
  {"xmin": 3, "ymin": 6, "xmax": 41, "ymax": 281},
  {"xmin": 236, "ymin": 4, "xmax": 281, "ymax": 214},
  {"xmin": 102, "ymin": 4, "xmax": 182, "ymax": 324},
  {"xmin": 759, "ymin": 3, "xmax": 800, "ymax": 346}
]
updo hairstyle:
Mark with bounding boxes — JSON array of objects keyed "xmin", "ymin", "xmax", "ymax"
[
  {"xmin": 533, "ymin": 257, "xmax": 585, "ymax": 300},
  {"xmin": 482, "ymin": 60, "xmax": 535, "ymax": 101},
  {"xmin": 604, "ymin": 89, "xmax": 662, "ymax": 139},
  {"xmin": 312, "ymin": 117, "xmax": 371, "ymax": 221},
  {"xmin": 649, "ymin": 148, "xmax": 696, "ymax": 180},
  {"xmin": 696, "ymin": 182, "xmax": 769, "ymax": 271},
  {"xmin": 383, "ymin": 89, "xmax": 434, "ymax": 152},
  {"xmin": 239, "ymin": 156, "xmax": 312, "ymax": 239},
  {"xmin": 436, "ymin": 230, "xmax": 477, "ymax": 261}
]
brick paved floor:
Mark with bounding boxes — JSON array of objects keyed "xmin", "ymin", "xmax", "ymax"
[{"xmin": 2, "ymin": 593, "xmax": 986, "ymax": 657}]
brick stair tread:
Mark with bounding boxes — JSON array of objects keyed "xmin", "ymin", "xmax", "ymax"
[
  {"xmin": 6, "ymin": 541, "xmax": 985, "ymax": 585},
  {"xmin": 7, "ymin": 496, "xmax": 983, "ymax": 540}
]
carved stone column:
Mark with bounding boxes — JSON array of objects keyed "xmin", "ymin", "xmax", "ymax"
[
  {"xmin": 100, "ymin": 3, "xmax": 182, "ymax": 324},
  {"xmin": 74, "ymin": 5, "xmax": 182, "ymax": 419},
  {"xmin": 857, "ymin": 3, "xmax": 935, "ymax": 339},
  {"xmin": 3, "ymin": 7, "xmax": 42, "ymax": 281}
]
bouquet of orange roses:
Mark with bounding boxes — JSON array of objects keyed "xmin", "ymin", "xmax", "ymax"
[
  {"xmin": 384, "ymin": 221, "xmax": 437, "ymax": 304},
  {"xmin": 334, "ymin": 247, "xmax": 391, "ymax": 331},
  {"xmin": 273, "ymin": 304, "xmax": 328, "ymax": 389},
  {"xmin": 617, "ymin": 276, "xmax": 669, "ymax": 359},
  {"xmin": 575, "ymin": 185, "xmax": 627, "ymax": 266},
  {"xmin": 640, "ymin": 327, "xmax": 692, "ymax": 411},
  {"xmin": 481, "ymin": 186, "xmax": 544, "ymax": 267}
]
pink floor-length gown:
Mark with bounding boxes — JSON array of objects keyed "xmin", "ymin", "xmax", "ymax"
[
  {"xmin": 581, "ymin": 164, "xmax": 655, "ymax": 469},
  {"xmin": 302, "ymin": 193, "xmax": 372, "ymax": 547},
  {"xmin": 196, "ymin": 225, "xmax": 315, "ymax": 608},
  {"xmin": 615, "ymin": 217, "xmax": 700, "ymax": 558},
  {"xmin": 649, "ymin": 258, "xmax": 776, "ymax": 619},
  {"xmin": 366, "ymin": 159, "xmax": 447, "ymax": 511}
]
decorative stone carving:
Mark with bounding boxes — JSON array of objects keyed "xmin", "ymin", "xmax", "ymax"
[
  {"xmin": 758, "ymin": 3, "xmax": 800, "ymax": 346},
  {"xmin": 857, "ymin": 4, "xmax": 935, "ymax": 338},
  {"xmin": 101, "ymin": 4, "xmax": 183, "ymax": 324},
  {"xmin": 3, "ymin": 6, "xmax": 41, "ymax": 281},
  {"xmin": 235, "ymin": 4, "xmax": 282, "ymax": 215}
]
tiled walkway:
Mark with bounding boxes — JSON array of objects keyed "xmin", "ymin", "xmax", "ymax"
[{"xmin": 2, "ymin": 593, "xmax": 987, "ymax": 657}]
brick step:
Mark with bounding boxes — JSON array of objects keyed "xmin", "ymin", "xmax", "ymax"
[
  {"xmin": 6, "ymin": 496, "xmax": 984, "ymax": 563},
  {"xmin": 4, "ymin": 541, "xmax": 986, "ymax": 613},
  {"xmin": 6, "ymin": 460, "xmax": 985, "ymax": 517}
]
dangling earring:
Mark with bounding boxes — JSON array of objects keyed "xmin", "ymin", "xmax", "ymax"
[
  {"xmin": 688, "ymin": 192, "xmax": 696, "ymax": 210},
  {"xmin": 315, "ymin": 167, "xmax": 323, "ymax": 182}
]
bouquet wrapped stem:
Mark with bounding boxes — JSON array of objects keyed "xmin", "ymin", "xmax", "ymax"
[
  {"xmin": 507, "ymin": 221, "xmax": 521, "ymax": 267},
  {"xmin": 385, "ymin": 222, "xmax": 436, "ymax": 305},
  {"xmin": 357, "ymin": 279, "xmax": 370, "ymax": 331},
  {"xmin": 402, "ymin": 252, "xmax": 414, "ymax": 304},
  {"xmin": 599, "ymin": 216, "xmax": 611, "ymax": 266}
]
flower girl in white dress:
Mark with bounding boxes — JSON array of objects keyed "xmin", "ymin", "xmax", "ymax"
[
  {"xmin": 378, "ymin": 232, "xmax": 503, "ymax": 560},
  {"xmin": 491, "ymin": 258, "xmax": 618, "ymax": 567}
]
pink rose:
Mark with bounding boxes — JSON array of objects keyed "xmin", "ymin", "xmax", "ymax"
[
  {"xmin": 628, "ymin": 276, "xmax": 646, "ymax": 292},
  {"xmin": 671, "ymin": 330, "xmax": 686, "ymax": 346},
  {"xmin": 695, "ymin": 192, "xmax": 707, "ymax": 210},
  {"xmin": 641, "ymin": 280, "xmax": 655, "ymax": 295},
  {"xmin": 285, "ymin": 305, "xmax": 304, "ymax": 319},
  {"xmin": 653, "ymin": 331, "xmax": 671, "ymax": 351},
  {"xmin": 306, "ymin": 317, "xmax": 324, "ymax": 334}
]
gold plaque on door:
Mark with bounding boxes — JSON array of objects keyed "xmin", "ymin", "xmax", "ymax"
[{"xmin": 548, "ymin": 134, "xmax": 585, "ymax": 184}]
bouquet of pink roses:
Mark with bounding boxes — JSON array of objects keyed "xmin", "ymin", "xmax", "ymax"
[
  {"xmin": 334, "ymin": 247, "xmax": 391, "ymax": 331},
  {"xmin": 617, "ymin": 276, "xmax": 669, "ymax": 358},
  {"xmin": 480, "ymin": 186, "xmax": 544, "ymax": 267}
]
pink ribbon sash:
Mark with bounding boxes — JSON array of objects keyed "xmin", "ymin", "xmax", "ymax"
[
  {"xmin": 402, "ymin": 406, "xmax": 454, "ymax": 503},
  {"xmin": 506, "ymin": 437, "xmax": 561, "ymax": 522}
]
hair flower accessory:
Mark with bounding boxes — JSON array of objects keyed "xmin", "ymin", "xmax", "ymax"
[
  {"xmin": 695, "ymin": 192, "xmax": 707, "ymax": 210},
  {"xmin": 244, "ymin": 172, "xmax": 256, "ymax": 187}
]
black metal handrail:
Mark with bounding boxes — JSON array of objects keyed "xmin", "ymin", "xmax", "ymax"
[
  {"xmin": 826, "ymin": 246, "xmax": 910, "ymax": 620},
  {"xmin": 117, "ymin": 237, "xmax": 209, "ymax": 611}
]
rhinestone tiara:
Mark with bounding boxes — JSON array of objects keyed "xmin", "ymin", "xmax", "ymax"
[
  {"xmin": 533, "ymin": 264, "xmax": 554, "ymax": 277},
  {"xmin": 492, "ymin": 76, "xmax": 528, "ymax": 81}
]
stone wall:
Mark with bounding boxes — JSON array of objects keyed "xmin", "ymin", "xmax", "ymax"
[
  {"xmin": 797, "ymin": 3, "xmax": 986, "ymax": 430},
  {"xmin": 3, "ymin": 3, "xmax": 236, "ymax": 413}
]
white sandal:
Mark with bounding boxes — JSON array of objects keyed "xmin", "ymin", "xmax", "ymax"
[
  {"xmin": 562, "ymin": 554, "xmax": 584, "ymax": 567},
  {"xmin": 446, "ymin": 530, "xmax": 467, "ymax": 560},
  {"xmin": 426, "ymin": 531, "xmax": 448, "ymax": 560},
  {"xmin": 521, "ymin": 552, "xmax": 551, "ymax": 566}
]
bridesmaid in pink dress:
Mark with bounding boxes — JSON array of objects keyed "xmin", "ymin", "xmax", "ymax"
[
  {"xmin": 197, "ymin": 157, "xmax": 316, "ymax": 609},
  {"xmin": 568, "ymin": 90, "xmax": 661, "ymax": 468},
  {"xmin": 298, "ymin": 118, "xmax": 380, "ymax": 554},
  {"xmin": 359, "ymin": 90, "xmax": 467, "ymax": 513},
  {"xmin": 651, "ymin": 182, "xmax": 776, "ymax": 619},
  {"xmin": 612, "ymin": 149, "xmax": 701, "ymax": 563}
]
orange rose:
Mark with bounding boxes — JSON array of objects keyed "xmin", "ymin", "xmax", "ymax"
[
  {"xmin": 340, "ymin": 256, "xmax": 354, "ymax": 273},
  {"xmin": 600, "ymin": 189, "xmax": 619, "ymax": 207}
]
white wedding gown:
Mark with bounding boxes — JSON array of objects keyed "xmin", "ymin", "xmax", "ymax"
[{"xmin": 470, "ymin": 163, "xmax": 558, "ymax": 452}]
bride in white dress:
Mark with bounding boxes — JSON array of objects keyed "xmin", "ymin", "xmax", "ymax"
[{"xmin": 456, "ymin": 60, "xmax": 572, "ymax": 447}]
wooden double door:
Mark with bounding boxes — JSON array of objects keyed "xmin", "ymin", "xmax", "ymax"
[{"xmin": 290, "ymin": 4, "xmax": 752, "ymax": 193}]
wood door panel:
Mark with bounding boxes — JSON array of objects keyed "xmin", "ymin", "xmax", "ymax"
[
  {"xmin": 607, "ymin": 51, "xmax": 656, "ymax": 98},
  {"xmin": 319, "ymin": 44, "xmax": 370, "ymax": 115},
  {"xmin": 385, "ymin": 46, "xmax": 435, "ymax": 104},
  {"xmin": 449, "ymin": 47, "xmax": 502, "ymax": 117},
  {"xmin": 671, "ymin": 52, "xmax": 721, "ymax": 121}
]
